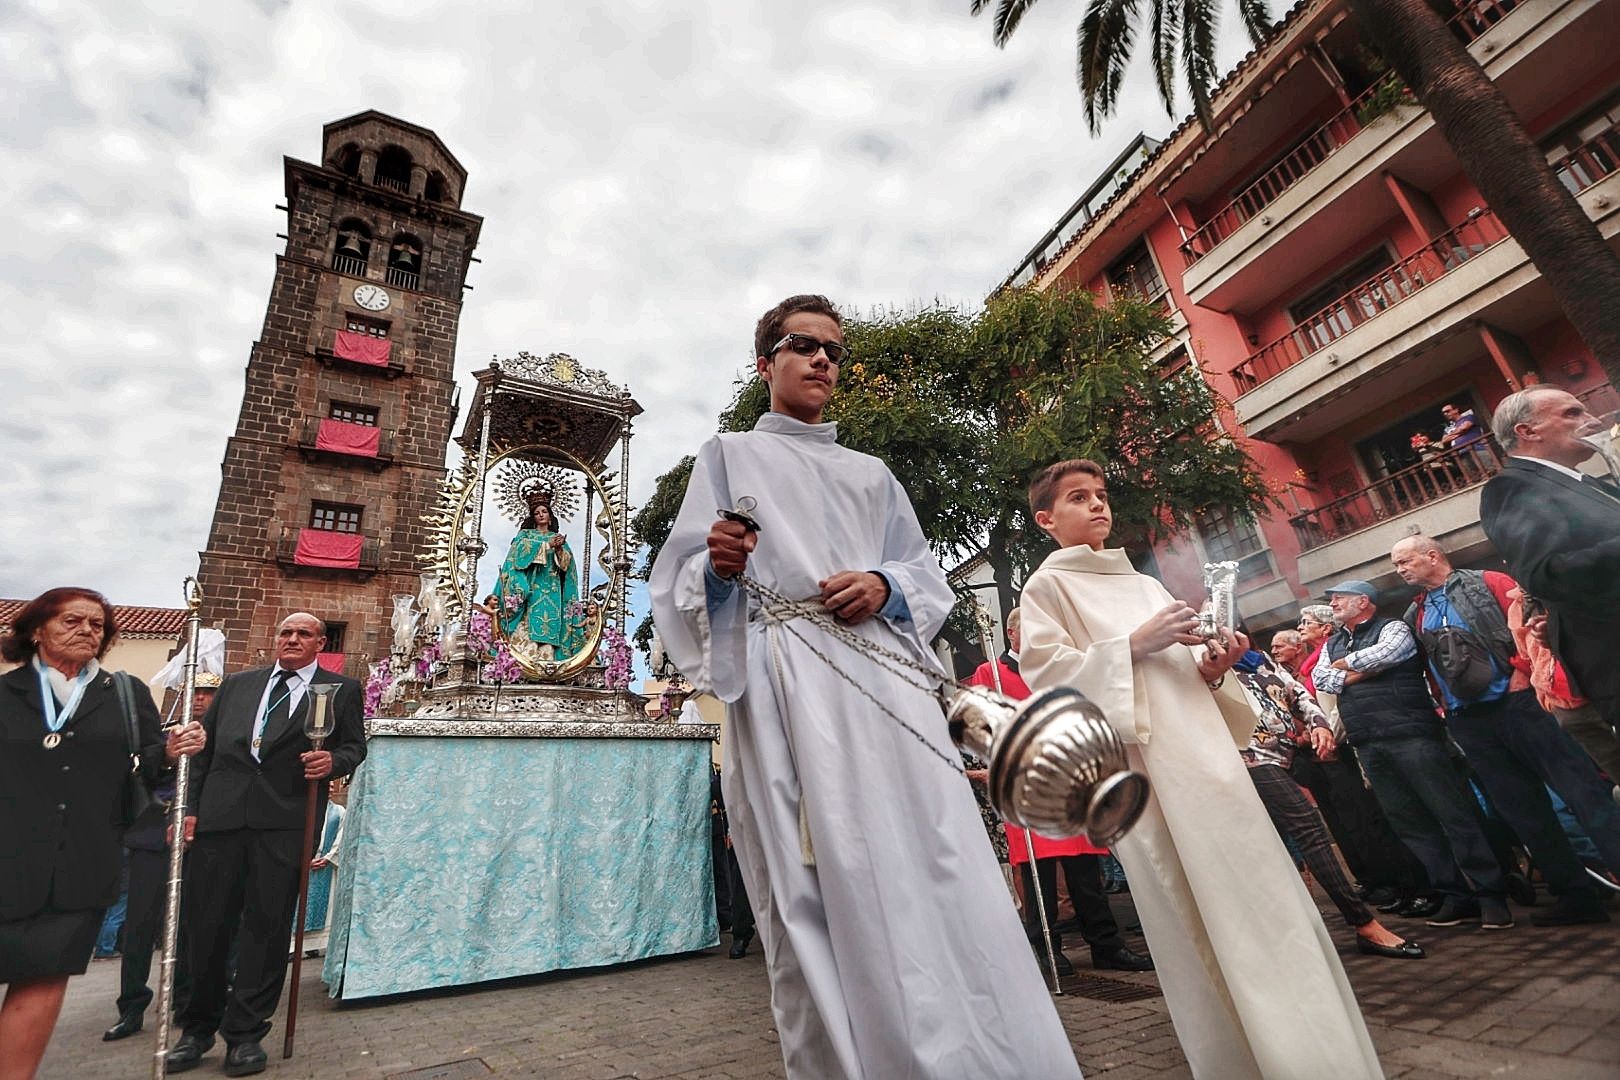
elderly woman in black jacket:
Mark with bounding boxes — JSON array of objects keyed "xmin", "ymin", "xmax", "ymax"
[{"xmin": 0, "ymin": 587, "xmax": 204, "ymax": 1079}]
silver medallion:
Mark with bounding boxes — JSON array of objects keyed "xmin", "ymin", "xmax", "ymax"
[{"xmin": 43, "ymin": 731, "xmax": 62, "ymax": 750}]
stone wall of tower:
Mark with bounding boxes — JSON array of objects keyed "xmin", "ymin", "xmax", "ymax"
[{"xmin": 197, "ymin": 113, "xmax": 483, "ymax": 674}]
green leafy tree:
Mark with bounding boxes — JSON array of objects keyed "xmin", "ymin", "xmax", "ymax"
[
  {"xmin": 970, "ymin": 0, "xmax": 1620, "ymax": 389},
  {"xmin": 632, "ymin": 289, "xmax": 1270, "ymax": 658}
]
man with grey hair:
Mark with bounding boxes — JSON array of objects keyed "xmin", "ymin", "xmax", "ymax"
[
  {"xmin": 1392, "ymin": 533, "xmax": 1612, "ymax": 926},
  {"xmin": 1481, "ymin": 386, "xmax": 1620, "ymax": 742},
  {"xmin": 1313, "ymin": 582, "xmax": 1511, "ymax": 928}
]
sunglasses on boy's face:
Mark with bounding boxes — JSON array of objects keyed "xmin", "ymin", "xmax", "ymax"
[{"xmin": 770, "ymin": 332, "xmax": 851, "ymax": 366}]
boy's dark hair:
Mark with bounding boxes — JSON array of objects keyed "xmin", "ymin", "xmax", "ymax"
[
  {"xmin": 1028, "ymin": 459, "xmax": 1107, "ymax": 515},
  {"xmin": 754, "ymin": 294, "xmax": 842, "ymax": 361}
]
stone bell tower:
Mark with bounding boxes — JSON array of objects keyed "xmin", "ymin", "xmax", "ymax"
[{"xmin": 197, "ymin": 111, "xmax": 483, "ymax": 673}]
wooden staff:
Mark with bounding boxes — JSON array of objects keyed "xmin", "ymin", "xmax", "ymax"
[{"xmin": 283, "ymin": 684, "xmax": 336, "ymax": 1059}]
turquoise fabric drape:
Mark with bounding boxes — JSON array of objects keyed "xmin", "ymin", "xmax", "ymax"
[
  {"xmin": 323, "ymin": 735, "xmax": 717, "ymax": 999},
  {"xmin": 494, "ymin": 530, "xmax": 585, "ymax": 657}
]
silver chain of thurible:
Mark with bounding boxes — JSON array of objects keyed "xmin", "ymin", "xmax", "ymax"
[{"xmin": 738, "ymin": 574, "xmax": 966, "ymax": 776}]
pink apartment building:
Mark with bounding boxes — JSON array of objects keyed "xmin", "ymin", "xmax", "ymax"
[{"xmin": 1005, "ymin": 0, "xmax": 1620, "ymax": 633}]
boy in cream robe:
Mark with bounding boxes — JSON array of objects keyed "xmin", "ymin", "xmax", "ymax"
[{"xmin": 1018, "ymin": 459, "xmax": 1383, "ymax": 1080}]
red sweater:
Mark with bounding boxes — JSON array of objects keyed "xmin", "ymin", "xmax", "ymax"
[{"xmin": 965, "ymin": 658, "xmax": 1106, "ymax": 859}]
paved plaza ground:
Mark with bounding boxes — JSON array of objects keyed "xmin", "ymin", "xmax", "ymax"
[{"xmin": 43, "ymin": 886, "xmax": 1620, "ymax": 1080}]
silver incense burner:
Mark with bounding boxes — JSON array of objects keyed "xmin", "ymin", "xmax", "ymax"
[{"xmin": 947, "ymin": 684, "xmax": 1148, "ymax": 846}]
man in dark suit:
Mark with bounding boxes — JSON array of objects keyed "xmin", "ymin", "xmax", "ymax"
[
  {"xmin": 166, "ymin": 613, "xmax": 365, "ymax": 1077},
  {"xmin": 1480, "ymin": 387, "xmax": 1620, "ymax": 745}
]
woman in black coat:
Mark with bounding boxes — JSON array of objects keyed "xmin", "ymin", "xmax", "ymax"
[{"xmin": 0, "ymin": 587, "xmax": 205, "ymax": 1078}]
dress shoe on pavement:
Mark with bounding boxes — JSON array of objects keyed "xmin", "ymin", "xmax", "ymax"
[
  {"xmin": 1356, "ymin": 936, "xmax": 1426, "ymax": 959},
  {"xmin": 1426, "ymin": 898, "xmax": 1481, "ymax": 927},
  {"xmin": 102, "ymin": 1011, "xmax": 143, "ymax": 1041},
  {"xmin": 1399, "ymin": 895, "xmax": 1445, "ymax": 919},
  {"xmin": 1092, "ymin": 944, "xmax": 1155, "ymax": 972},
  {"xmin": 223, "ymin": 1040, "xmax": 268, "ymax": 1077},
  {"xmin": 728, "ymin": 930, "xmax": 753, "ymax": 959},
  {"xmin": 1375, "ymin": 894, "xmax": 1410, "ymax": 914},
  {"xmin": 163, "ymin": 1033, "xmax": 214, "ymax": 1073},
  {"xmin": 1480, "ymin": 899, "xmax": 1515, "ymax": 929},
  {"xmin": 1530, "ymin": 896, "xmax": 1611, "ymax": 927},
  {"xmin": 1041, "ymin": 949, "xmax": 1076, "ymax": 977},
  {"xmin": 1504, "ymin": 872, "xmax": 1538, "ymax": 907}
]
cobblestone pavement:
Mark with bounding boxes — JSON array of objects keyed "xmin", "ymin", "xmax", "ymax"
[{"xmin": 42, "ymin": 886, "xmax": 1619, "ymax": 1080}]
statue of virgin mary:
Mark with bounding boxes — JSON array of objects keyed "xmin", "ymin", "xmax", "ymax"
[{"xmin": 493, "ymin": 483, "xmax": 585, "ymax": 661}]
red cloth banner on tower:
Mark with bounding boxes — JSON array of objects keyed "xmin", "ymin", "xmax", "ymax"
[
  {"xmin": 314, "ymin": 419, "xmax": 381, "ymax": 457},
  {"xmin": 332, "ymin": 330, "xmax": 392, "ymax": 367},
  {"xmin": 294, "ymin": 528, "xmax": 363, "ymax": 569},
  {"xmin": 317, "ymin": 652, "xmax": 346, "ymax": 673}
]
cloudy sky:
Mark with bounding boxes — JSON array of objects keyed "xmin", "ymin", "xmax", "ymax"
[{"xmin": 0, "ymin": 0, "xmax": 1253, "ymax": 618}]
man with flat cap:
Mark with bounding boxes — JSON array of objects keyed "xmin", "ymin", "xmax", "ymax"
[
  {"xmin": 166, "ymin": 613, "xmax": 365, "ymax": 1077},
  {"xmin": 1312, "ymin": 581, "xmax": 1511, "ymax": 930}
]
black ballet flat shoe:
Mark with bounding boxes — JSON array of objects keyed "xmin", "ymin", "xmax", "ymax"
[
  {"xmin": 223, "ymin": 1040, "xmax": 268, "ymax": 1077},
  {"xmin": 1357, "ymin": 936, "xmax": 1426, "ymax": 959},
  {"xmin": 102, "ymin": 1011, "xmax": 143, "ymax": 1041},
  {"xmin": 1091, "ymin": 944, "xmax": 1155, "ymax": 972},
  {"xmin": 728, "ymin": 930, "xmax": 753, "ymax": 959},
  {"xmin": 163, "ymin": 1033, "xmax": 214, "ymax": 1073}
]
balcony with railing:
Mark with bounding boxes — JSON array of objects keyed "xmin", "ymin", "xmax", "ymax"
[
  {"xmin": 385, "ymin": 265, "xmax": 420, "ymax": 290},
  {"xmin": 1551, "ymin": 120, "xmax": 1620, "ymax": 195},
  {"xmin": 294, "ymin": 416, "xmax": 396, "ymax": 469},
  {"xmin": 1290, "ymin": 438, "xmax": 1506, "ymax": 553},
  {"xmin": 375, "ymin": 174, "xmax": 410, "ymax": 194},
  {"xmin": 332, "ymin": 253, "xmax": 368, "ymax": 277},
  {"xmin": 1231, "ymin": 209, "xmax": 1507, "ymax": 392},
  {"xmin": 1180, "ymin": 80, "xmax": 1400, "ymax": 268},
  {"xmin": 275, "ymin": 526, "xmax": 382, "ymax": 577},
  {"xmin": 1177, "ymin": 2, "xmax": 1519, "ymax": 271}
]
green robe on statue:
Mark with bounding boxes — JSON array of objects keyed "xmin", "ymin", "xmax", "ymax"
[{"xmin": 494, "ymin": 529, "xmax": 585, "ymax": 660}]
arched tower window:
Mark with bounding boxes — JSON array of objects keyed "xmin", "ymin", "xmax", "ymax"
[
  {"xmin": 331, "ymin": 142, "xmax": 361, "ymax": 178},
  {"xmin": 333, "ymin": 219, "xmax": 372, "ymax": 277},
  {"xmin": 425, "ymin": 171, "xmax": 449, "ymax": 203},
  {"xmin": 387, "ymin": 233, "xmax": 423, "ymax": 290},
  {"xmin": 375, "ymin": 146, "xmax": 412, "ymax": 193}
]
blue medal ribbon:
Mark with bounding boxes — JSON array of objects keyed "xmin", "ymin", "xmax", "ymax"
[{"xmin": 33, "ymin": 656, "xmax": 95, "ymax": 734}]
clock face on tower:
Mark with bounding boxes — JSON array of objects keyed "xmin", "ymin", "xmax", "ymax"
[{"xmin": 353, "ymin": 284, "xmax": 391, "ymax": 312}]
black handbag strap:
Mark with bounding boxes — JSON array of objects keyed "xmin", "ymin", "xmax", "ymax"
[{"xmin": 112, "ymin": 670, "xmax": 140, "ymax": 767}]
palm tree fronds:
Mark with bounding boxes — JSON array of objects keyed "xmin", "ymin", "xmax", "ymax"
[
  {"xmin": 1181, "ymin": 0, "xmax": 1221, "ymax": 128},
  {"xmin": 1077, "ymin": 0, "xmax": 1144, "ymax": 134},
  {"xmin": 981, "ymin": 0, "xmax": 1046, "ymax": 47},
  {"xmin": 1150, "ymin": 0, "xmax": 1183, "ymax": 115},
  {"xmin": 1233, "ymin": 0, "xmax": 1274, "ymax": 44}
]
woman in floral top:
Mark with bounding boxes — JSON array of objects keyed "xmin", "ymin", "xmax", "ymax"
[{"xmin": 1232, "ymin": 650, "xmax": 1426, "ymax": 960}]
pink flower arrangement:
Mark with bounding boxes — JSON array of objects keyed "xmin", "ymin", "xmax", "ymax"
[
  {"xmin": 363, "ymin": 659, "xmax": 395, "ymax": 718},
  {"xmin": 414, "ymin": 640, "xmax": 442, "ymax": 682},
  {"xmin": 485, "ymin": 642, "xmax": 523, "ymax": 685},
  {"xmin": 502, "ymin": 591, "xmax": 523, "ymax": 614},
  {"xmin": 602, "ymin": 627, "xmax": 633, "ymax": 690},
  {"xmin": 467, "ymin": 609, "xmax": 494, "ymax": 655}
]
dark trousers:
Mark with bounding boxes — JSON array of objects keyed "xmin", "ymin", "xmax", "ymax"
[
  {"xmin": 1290, "ymin": 749, "xmax": 1427, "ymax": 894},
  {"xmin": 180, "ymin": 828, "xmax": 302, "ymax": 1045},
  {"xmin": 1356, "ymin": 735, "xmax": 1507, "ymax": 901},
  {"xmin": 1248, "ymin": 764, "xmax": 1375, "ymax": 927},
  {"xmin": 712, "ymin": 833, "xmax": 732, "ymax": 929},
  {"xmin": 117, "ymin": 847, "xmax": 193, "ymax": 1017},
  {"xmin": 726, "ymin": 847, "xmax": 754, "ymax": 940},
  {"xmin": 1449, "ymin": 690, "xmax": 1620, "ymax": 898},
  {"xmin": 1016, "ymin": 854, "xmax": 1121, "ymax": 953}
]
